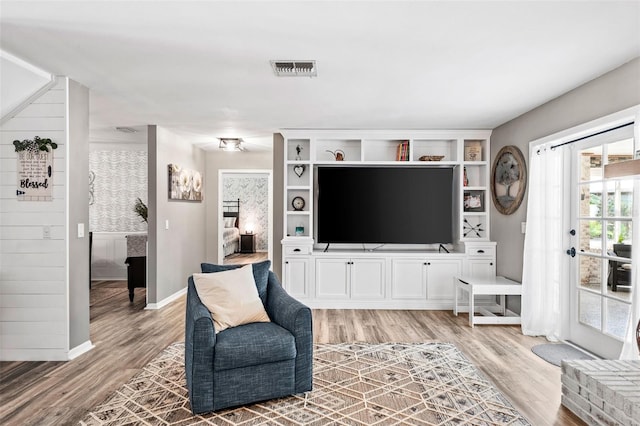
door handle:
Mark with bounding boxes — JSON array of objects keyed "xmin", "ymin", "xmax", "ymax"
[{"xmin": 566, "ymin": 247, "xmax": 576, "ymax": 257}]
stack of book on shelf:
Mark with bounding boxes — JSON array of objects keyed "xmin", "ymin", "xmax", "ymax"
[{"xmin": 396, "ymin": 141, "xmax": 409, "ymax": 161}]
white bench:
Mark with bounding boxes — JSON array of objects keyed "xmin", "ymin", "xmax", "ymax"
[{"xmin": 453, "ymin": 276, "xmax": 522, "ymax": 327}]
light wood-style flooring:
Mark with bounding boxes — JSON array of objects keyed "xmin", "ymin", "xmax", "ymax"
[
  {"xmin": 0, "ymin": 280, "xmax": 584, "ymax": 425},
  {"xmin": 224, "ymin": 252, "xmax": 269, "ymax": 265}
]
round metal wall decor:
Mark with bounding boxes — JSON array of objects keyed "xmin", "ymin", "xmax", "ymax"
[{"xmin": 491, "ymin": 145, "xmax": 527, "ymax": 215}]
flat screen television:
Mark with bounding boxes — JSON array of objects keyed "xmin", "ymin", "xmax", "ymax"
[{"xmin": 316, "ymin": 166, "xmax": 454, "ymax": 245}]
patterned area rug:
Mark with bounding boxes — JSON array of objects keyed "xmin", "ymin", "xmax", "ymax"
[{"xmin": 80, "ymin": 342, "xmax": 530, "ymax": 425}]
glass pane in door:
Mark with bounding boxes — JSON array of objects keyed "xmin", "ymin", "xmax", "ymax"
[
  {"xmin": 578, "ymin": 219, "xmax": 602, "ymax": 255},
  {"xmin": 606, "ymin": 138, "xmax": 634, "ymax": 165},
  {"xmin": 578, "ymin": 145, "xmax": 603, "ymax": 182},
  {"xmin": 604, "ymin": 298, "xmax": 631, "ymax": 339},
  {"xmin": 578, "ymin": 255, "xmax": 602, "ymax": 292},
  {"xmin": 579, "ymin": 290, "xmax": 602, "ymax": 330}
]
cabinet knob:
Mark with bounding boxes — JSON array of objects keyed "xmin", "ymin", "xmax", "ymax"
[
  {"xmin": 423, "ymin": 262, "xmax": 427, "ymax": 265},
  {"xmin": 427, "ymin": 262, "xmax": 431, "ymax": 265},
  {"xmin": 285, "ymin": 261, "xmax": 289, "ymax": 264},
  {"xmin": 490, "ymin": 262, "xmax": 493, "ymax": 266}
]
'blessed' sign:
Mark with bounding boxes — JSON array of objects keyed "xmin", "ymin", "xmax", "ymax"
[{"xmin": 17, "ymin": 149, "xmax": 53, "ymax": 201}]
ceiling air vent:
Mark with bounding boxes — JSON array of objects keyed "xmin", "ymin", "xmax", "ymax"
[
  {"xmin": 115, "ymin": 126, "xmax": 138, "ymax": 133},
  {"xmin": 271, "ymin": 60, "xmax": 317, "ymax": 77}
]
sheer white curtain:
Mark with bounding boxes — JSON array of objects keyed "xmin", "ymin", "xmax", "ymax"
[
  {"xmin": 620, "ymin": 179, "xmax": 639, "ymax": 360},
  {"xmin": 521, "ymin": 145, "xmax": 566, "ymax": 340}
]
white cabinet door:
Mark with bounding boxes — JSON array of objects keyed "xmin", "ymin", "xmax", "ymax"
[
  {"xmin": 283, "ymin": 257, "xmax": 309, "ymax": 298},
  {"xmin": 467, "ymin": 259, "xmax": 495, "ymax": 279},
  {"xmin": 315, "ymin": 258, "xmax": 349, "ymax": 299},
  {"xmin": 426, "ymin": 259, "xmax": 462, "ymax": 300},
  {"xmin": 351, "ymin": 258, "xmax": 385, "ymax": 299},
  {"xmin": 391, "ymin": 258, "xmax": 426, "ymax": 299}
]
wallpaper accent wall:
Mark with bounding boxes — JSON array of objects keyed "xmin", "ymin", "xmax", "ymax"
[
  {"xmin": 223, "ymin": 175, "xmax": 268, "ymax": 251},
  {"xmin": 89, "ymin": 150, "xmax": 148, "ymax": 232}
]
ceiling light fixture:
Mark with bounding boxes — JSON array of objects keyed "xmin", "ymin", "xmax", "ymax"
[
  {"xmin": 271, "ymin": 60, "xmax": 317, "ymax": 77},
  {"xmin": 219, "ymin": 138, "xmax": 245, "ymax": 152}
]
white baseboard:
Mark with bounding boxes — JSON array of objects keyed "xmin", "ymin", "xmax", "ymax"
[
  {"xmin": 145, "ymin": 287, "xmax": 187, "ymax": 310},
  {"xmin": 68, "ymin": 340, "xmax": 95, "ymax": 360}
]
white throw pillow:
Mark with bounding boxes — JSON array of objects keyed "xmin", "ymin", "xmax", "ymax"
[
  {"xmin": 193, "ymin": 264, "xmax": 270, "ymax": 333},
  {"xmin": 224, "ymin": 217, "xmax": 236, "ymax": 228}
]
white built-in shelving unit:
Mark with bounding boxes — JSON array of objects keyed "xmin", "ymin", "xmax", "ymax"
[{"xmin": 280, "ymin": 130, "xmax": 495, "ymax": 309}]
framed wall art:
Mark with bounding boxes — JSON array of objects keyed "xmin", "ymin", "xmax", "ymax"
[
  {"xmin": 168, "ymin": 164, "xmax": 203, "ymax": 201},
  {"xmin": 491, "ymin": 145, "xmax": 527, "ymax": 215}
]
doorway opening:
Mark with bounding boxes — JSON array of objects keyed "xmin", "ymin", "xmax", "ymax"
[{"xmin": 218, "ymin": 170, "xmax": 273, "ymax": 265}]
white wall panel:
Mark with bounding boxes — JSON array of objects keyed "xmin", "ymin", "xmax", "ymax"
[
  {"xmin": 1, "ymin": 321, "xmax": 66, "ymax": 335},
  {"xmin": 0, "ymin": 308, "xmax": 66, "ymax": 322},
  {"xmin": 1, "ymin": 281, "xmax": 66, "ymax": 294},
  {"xmin": 1, "ymin": 267, "xmax": 66, "ymax": 281},
  {"xmin": 1, "ymin": 334, "xmax": 67, "ymax": 349},
  {"xmin": 0, "ymin": 79, "xmax": 68, "ymax": 361},
  {"xmin": 1, "ymin": 240, "xmax": 65, "ymax": 253},
  {"xmin": 14, "ymin": 103, "xmax": 65, "ymax": 117},
  {"xmin": 1, "ymin": 116, "xmax": 67, "ymax": 131},
  {"xmin": 0, "ymin": 294, "xmax": 66, "ymax": 308},
  {"xmin": 0, "ymin": 225, "xmax": 65, "ymax": 240}
]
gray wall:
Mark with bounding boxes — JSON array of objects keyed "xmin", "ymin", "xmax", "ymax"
[
  {"xmin": 204, "ymin": 150, "xmax": 273, "ymax": 265},
  {"xmin": 148, "ymin": 126, "xmax": 206, "ymax": 304},
  {"xmin": 491, "ymin": 57, "xmax": 640, "ymax": 287},
  {"xmin": 272, "ymin": 134, "xmax": 284, "ymax": 279},
  {"xmin": 68, "ymin": 80, "xmax": 90, "ymax": 349}
]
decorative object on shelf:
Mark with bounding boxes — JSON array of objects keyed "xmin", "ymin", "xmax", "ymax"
[
  {"xmin": 133, "ymin": 197, "xmax": 148, "ymax": 223},
  {"xmin": 295, "ymin": 225, "xmax": 304, "ymax": 236},
  {"xmin": 419, "ymin": 155, "xmax": 445, "ymax": 162},
  {"xmin": 463, "ymin": 167, "xmax": 469, "ymax": 186},
  {"xmin": 13, "ymin": 136, "xmax": 57, "ymax": 201},
  {"xmin": 463, "ymin": 218, "xmax": 484, "ymax": 238},
  {"xmin": 292, "ymin": 196, "xmax": 305, "ymax": 211},
  {"xmin": 464, "ymin": 192, "xmax": 483, "ymax": 212},
  {"xmin": 326, "ymin": 149, "xmax": 345, "ymax": 161},
  {"xmin": 491, "ymin": 145, "xmax": 527, "ymax": 215},
  {"xmin": 293, "ymin": 164, "xmax": 306, "ymax": 178},
  {"xmin": 168, "ymin": 164, "xmax": 203, "ymax": 201},
  {"xmin": 295, "ymin": 144, "xmax": 303, "ymax": 160},
  {"xmin": 396, "ymin": 141, "xmax": 409, "ymax": 161},
  {"xmin": 464, "ymin": 142, "xmax": 482, "ymax": 161}
]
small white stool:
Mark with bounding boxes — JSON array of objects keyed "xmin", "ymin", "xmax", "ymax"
[{"xmin": 454, "ymin": 276, "xmax": 522, "ymax": 327}]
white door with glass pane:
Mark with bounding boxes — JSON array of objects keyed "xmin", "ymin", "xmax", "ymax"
[{"xmin": 569, "ymin": 129, "xmax": 634, "ymax": 359}]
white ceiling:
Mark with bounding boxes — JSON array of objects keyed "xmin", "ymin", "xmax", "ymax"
[{"xmin": 1, "ymin": 1, "xmax": 639, "ymax": 151}]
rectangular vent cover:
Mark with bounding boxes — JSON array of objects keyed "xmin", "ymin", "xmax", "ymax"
[{"xmin": 271, "ymin": 60, "xmax": 317, "ymax": 77}]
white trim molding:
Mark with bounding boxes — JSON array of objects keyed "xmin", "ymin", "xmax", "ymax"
[
  {"xmin": 145, "ymin": 287, "xmax": 187, "ymax": 310},
  {"xmin": 68, "ymin": 340, "xmax": 95, "ymax": 360}
]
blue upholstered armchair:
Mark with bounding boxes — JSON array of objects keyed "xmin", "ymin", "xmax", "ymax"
[{"xmin": 185, "ymin": 263, "xmax": 313, "ymax": 414}]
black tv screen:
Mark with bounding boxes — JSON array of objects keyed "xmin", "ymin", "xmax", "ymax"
[{"xmin": 317, "ymin": 166, "xmax": 453, "ymax": 245}]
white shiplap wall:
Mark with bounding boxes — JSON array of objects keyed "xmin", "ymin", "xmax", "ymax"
[{"xmin": 0, "ymin": 78, "xmax": 69, "ymax": 360}]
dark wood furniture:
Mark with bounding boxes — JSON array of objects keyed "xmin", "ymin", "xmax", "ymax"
[
  {"xmin": 240, "ymin": 233, "xmax": 256, "ymax": 253},
  {"xmin": 125, "ymin": 234, "xmax": 147, "ymax": 302},
  {"xmin": 222, "ymin": 198, "xmax": 241, "ymax": 230},
  {"xmin": 608, "ymin": 243, "xmax": 631, "ymax": 292}
]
